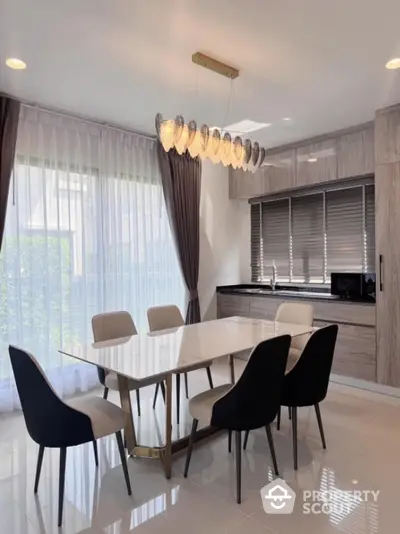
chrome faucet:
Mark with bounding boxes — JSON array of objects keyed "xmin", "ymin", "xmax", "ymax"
[{"xmin": 264, "ymin": 261, "xmax": 277, "ymax": 291}]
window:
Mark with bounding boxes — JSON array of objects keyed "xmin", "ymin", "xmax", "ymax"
[
  {"xmin": 0, "ymin": 107, "xmax": 185, "ymax": 411},
  {"xmin": 251, "ymin": 182, "xmax": 375, "ymax": 283}
]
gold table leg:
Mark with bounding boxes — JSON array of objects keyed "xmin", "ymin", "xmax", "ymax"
[
  {"xmin": 229, "ymin": 354, "xmax": 236, "ymax": 384},
  {"xmin": 162, "ymin": 373, "xmax": 173, "ymax": 479},
  {"xmin": 118, "ymin": 375, "xmax": 137, "ymax": 452}
]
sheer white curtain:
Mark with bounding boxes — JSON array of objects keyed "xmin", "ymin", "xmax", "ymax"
[{"xmin": 0, "ymin": 107, "xmax": 185, "ymax": 411}]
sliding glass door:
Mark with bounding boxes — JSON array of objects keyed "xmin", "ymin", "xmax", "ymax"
[{"xmin": 0, "ymin": 107, "xmax": 184, "ymax": 411}]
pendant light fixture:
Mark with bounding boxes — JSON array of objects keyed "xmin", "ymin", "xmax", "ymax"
[{"xmin": 155, "ymin": 53, "xmax": 266, "ymax": 173}]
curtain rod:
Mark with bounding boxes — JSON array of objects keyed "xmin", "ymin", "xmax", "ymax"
[{"xmin": 1, "ymin": 91, "xmax": 156, "ymax": 142}]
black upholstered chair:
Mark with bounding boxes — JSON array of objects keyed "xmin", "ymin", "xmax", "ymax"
[
  {"xmin": 183, "ymin": 335, "xmax": 291, "ymax": 504},
  {"xmin": 276, "ymin": 324, "xmax": 338, "ymax": 470},
  {"xmin": 9, "ymin": 346, "xmax": 132, "ymax": 527}
]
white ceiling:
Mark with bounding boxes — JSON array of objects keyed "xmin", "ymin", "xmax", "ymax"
[{"xmin": 1, "ymin": 0, "xmax": 400, "ymax": 148}]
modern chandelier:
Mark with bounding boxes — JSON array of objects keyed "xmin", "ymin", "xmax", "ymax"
[{"xmin": 155, "ymin": 53, "xmax": 266, "ymax": 173}]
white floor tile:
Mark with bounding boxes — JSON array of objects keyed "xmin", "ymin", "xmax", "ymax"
[{"xmin": 0, "ymin": 361, "xmax": 399, "ymax": 533}]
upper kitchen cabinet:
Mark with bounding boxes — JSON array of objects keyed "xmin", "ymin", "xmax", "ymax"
[
  {"xmin": 229, "ymin": 149, "xmax": 295, "ymax": 199},
  {"xmin": 295, "ymin": 138, "xmax": 337, "ymax": 186},
  {"xmin": 337, "ymin": 125, "xmax": 374, "ymax": 178},
  {"xmin": 229, "ymin": 168, "xmax": 264, "ymax": 199},
  {"xmin": 375, "ymin": 106, "xmax": 400, "ymax": 165},
  {"xmin": 263, "ymin": 149, "xmax": 296, "ymax": 193}
]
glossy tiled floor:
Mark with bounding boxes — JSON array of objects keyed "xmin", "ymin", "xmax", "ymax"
[{"xmin": 1, "ymin": 359, "xmax": 399, "ymax": 534}]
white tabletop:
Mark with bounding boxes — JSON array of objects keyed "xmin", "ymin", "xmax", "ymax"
[{"xmin": 59, "ymin": 316, "xmax": 314, "ymax": 382}]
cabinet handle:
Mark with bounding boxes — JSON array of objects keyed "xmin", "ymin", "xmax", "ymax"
[{"xmin": 379, "ymin": 254, "xmax": 383, "ymax": 291}]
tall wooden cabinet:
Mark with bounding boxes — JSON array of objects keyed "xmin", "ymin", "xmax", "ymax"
[{"xmin": 375, "ymin": 105, "xmax": 400, "ymax": 386}]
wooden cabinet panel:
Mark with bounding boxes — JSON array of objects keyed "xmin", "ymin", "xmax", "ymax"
[
  {"xmin": 263, "ymin": 149, "xmax": 296, "ymax": 193},
  {"xmin": 375, "ymin": 107, "xmax": 400, "ymax": 165},
  {"xmin": 229, "ymin": 150, "xmax": 296, "ymax": 199},
  {"xmin": 311, "ymin": 300, "xmax": 375, "ymax": 327},
  {"xmin": 217, "ymin": 292, "xmax": 377, "ymax": 382},
  {"xmin": 229, "ymin": 169, "xmax": 263, "ymax": 199},
  {"xmin": 375, "ymin": 162, "xmax": 400, "ymax": 386},
  {"xmin": 337, "ymin": 126, "xmax": 374, "ymax": 178},
  {"xmin": 249, "ymin": 296, "xmax": 284, "ymax": 320},
  {"xmin": 296, "ymin": 139, "xmax": 337, "ymax": 186},
  {"xmin": 315, "ymin": 320, "xmax": 376, "ymax": 382},
  {"xmin": 217, "ymin": 294, "xmax": 250, "ymax": 318}
]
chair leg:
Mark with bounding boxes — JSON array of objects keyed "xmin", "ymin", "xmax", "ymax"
[
  {"xmin": 176, "ymin": 374, "xmax": 181, "ymax": 425},
  {"xmin": 93, "ymin": 440, "xmax": 99, "ymax": 467},
  {"xmin": 288, "ymin": 407, "xmax": 292, "ymax": 420},
  {"xmin": 103, "ymin": 387, "xmax": 109, "ymax": 400},
  {"xmin": 243, "ymin": 430, "xmax": 250, "ymax": 450},
  {"xmin": 116, "ymin": 430, "xmax": 132, "ymax": 495},
  {"xmin": 58, "ymin": 447, "xmax": 67, "ymax": 527},
  {"xmin": 136, "ymin": 389, "xmax": 141, "ymax": 417},
  {"xmin": 292, "ymin": 406, "xmax": 298, "ymax": 470},
  {"xmin": 153, "ymin": 383, "xmax": 159, "ymax": 409},
  {"xmin": 184, "ymin": 373, "xmax": 189, "ymax": 398},
  {"xmin": 184, "ymin": 419, "xmax": 198, "ymax": 477},
  {"xmin": 235, "ymin": 431, "xmax": 242, "ymax": 504},
  {"xmin": 265, "ymin": 424, "xmax": 279, "ymax": 476},
  {"xmin": 228, "ymin": 430, "xmax": 232, "ymax": 453},
  {"xmin": 160, "ymin": 381, "xmax": 166, "ymax": 402},
  {"xmin": 277, "ymin": 405, "xmax": 281, "ymax": 431},
  {"xmin": 314, "ymin": 403, "xmax": 327, "ymax": 449},
  {"xmin": 206, "ymin": 366, "xmax": 214, "ymax": 389},
  {"xmin": 34, "ymin": 445, "xmax": 45, "ymax": 494}
]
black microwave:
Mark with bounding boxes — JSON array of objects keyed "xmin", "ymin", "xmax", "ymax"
[{"xmin": 330, "ymin": 273, "xmax": 376, "ymax": 302}]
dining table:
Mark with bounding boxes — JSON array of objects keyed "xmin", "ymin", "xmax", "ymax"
[{"xmin": 59, "ymin": 315, "xmax": 315, "ymax": 479}]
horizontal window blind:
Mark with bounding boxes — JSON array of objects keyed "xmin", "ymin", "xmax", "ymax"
[
  {"xmin": 291, "ymin": 193, "xmax": 324, "ymax": 282},
  {"xmin": 250, "ymin": 182, "xmax": 375, "ymax": 283},
  {"xmin": 365, "ymin": 184, "xmax": 375, "ymax": 272},
  {"xmin": 326, "ymin": 188, "xmax": 363, "ymax": 275},
  {"xmin": 250, "ymin": 204, "xmax": 262, "ymax": 282},
  {"xmin": 262, "ymin": 199, "xmax": 290, "ymax": 280}
]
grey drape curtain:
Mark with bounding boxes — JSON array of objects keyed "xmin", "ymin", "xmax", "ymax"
[
  {"xmin": 0, "ymin": 96, "xmax": 20, "ymax": 249},
  {"xmin": 157, "ymin": 142, "xmax": 202, "ymax": 324}
]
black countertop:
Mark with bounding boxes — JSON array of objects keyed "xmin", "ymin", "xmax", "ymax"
[{"xmin": 216, "ymin": 284, "xmax": 375, "ymax": 305}]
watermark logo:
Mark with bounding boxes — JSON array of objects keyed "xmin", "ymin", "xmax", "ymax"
[
  {"xmin": 261, "ymin": 480, "xmax": 380, "ymax": 516},
  {"xmin": 260, "ymin": 479, "xmax": 296, "ymax": 514}
]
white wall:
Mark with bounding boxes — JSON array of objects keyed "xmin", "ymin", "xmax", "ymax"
[{"xmin": 198, "ymin": 161, "xmax": 250, "ymax": 320}]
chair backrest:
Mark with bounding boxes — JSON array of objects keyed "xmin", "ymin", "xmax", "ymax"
[
  {"xmin": 92, "ymin": 311, "xmax": 137, "ymax": 385},
  {"xmin": 92, "ymin": 311, "xmax": 137, "ymax": 342},
  {"xmin": 9, "ymin": 346, "xmax": 94, "ymax": 448},
  {"xmin": 275, "ymin": 302, "xmax": 314, "ymax": 352},
  {"xmin": 281, "ymin": 324, "xmax": 339, "ymax": 407},
  {"xmin": 210, "ymin": 335, "xmax": 291, "ymax": 431},
  {"xmin": 147, "ymin": 305, "xmax": 184, "ymax": 332}
]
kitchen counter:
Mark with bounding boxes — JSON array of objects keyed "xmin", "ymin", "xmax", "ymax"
[
  {"xmin": 216, "ymin": 284, "xmax": 375, "ymax": 305},
  {"xmin": 217, "ymin": 285, "xmax": 377, "ymax": 383}
]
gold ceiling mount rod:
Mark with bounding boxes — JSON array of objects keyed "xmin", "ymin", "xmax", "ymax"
[{"xmin": 192, "ymin": 52, "xmax": 239, "ymax": 79}]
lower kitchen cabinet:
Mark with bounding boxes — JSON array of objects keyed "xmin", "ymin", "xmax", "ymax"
[
  {"xmin": 216, "ymin": 292, "xmax": 377, "ymax": 382},
  {"xmin": 315, "ymin": 321, "xmax": 376, "ymax": 382},
  {"xmin": 217, "ymin": 294, "xmax": 250, "ymax": 318}
]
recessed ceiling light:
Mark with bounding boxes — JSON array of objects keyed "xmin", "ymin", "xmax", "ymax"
[
  {"xmin": 282, "ymin": 117, "xmax": 292, "ymax": 121},
  {"xmin": 308, "ymin": 157, "xmax": 318, "ymax": 163},
  {"xmin": 386, "ymin": 58, "xmax": 400, "ymax": 70},
  {"xmin": 6, "ymin": 58, "xmax": 27, "ymax": 70},
  {"xmin": 223, "ymin": 120, "xmax": 272, "ymax": 134}
]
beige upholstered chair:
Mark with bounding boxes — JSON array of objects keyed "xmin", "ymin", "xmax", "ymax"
[
  {"xmin": 92, "ymin": 311, "xmax": 165, "ymax": 416},
  {"xmin": 147, "ymin": 305, "xmax": 214, "ymax": 424},
  {"xmin": 275, "ymin": 302, "xmax": 314, "ymax": 371}
]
